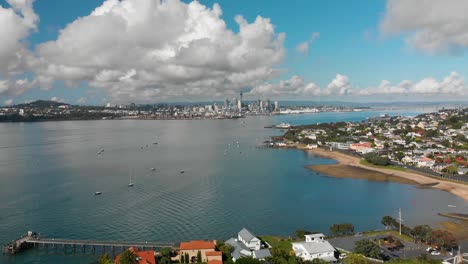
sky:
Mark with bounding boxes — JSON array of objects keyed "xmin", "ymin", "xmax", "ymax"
[{"xmin": 1, "ymin": 0, "xmax": 468, "ymax": 105}]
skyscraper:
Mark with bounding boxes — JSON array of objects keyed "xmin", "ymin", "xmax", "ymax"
[{"xmin": 238, "ymin": 91, "xmax": 243, "ymax": 112}]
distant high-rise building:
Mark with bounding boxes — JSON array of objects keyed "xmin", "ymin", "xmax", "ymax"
[
  {"xmin": 266, "ymin": 99, "xmax": 271, "ymax": 112},
  {"xmin": 224, "ymin": 99, "xmax": 229, "ymax": 109},
  {"xmin": 274, "ymin": 101, "xmax": 279, "ymax": 111}
]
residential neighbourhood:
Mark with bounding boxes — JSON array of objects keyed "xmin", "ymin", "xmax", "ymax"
[
  {"xmin": 104, "ymin": 222, "xmax": 466, "ymax": 264},
  {"xmin": 273, "ymin": 108, "xmax": 468, "ymax": 179}
]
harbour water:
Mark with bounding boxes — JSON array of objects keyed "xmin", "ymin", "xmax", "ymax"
[{"xmin": 1, "ymin": 109, "xmax": 466, "ymax": 263}]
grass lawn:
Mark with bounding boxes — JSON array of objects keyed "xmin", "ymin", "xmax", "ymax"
[
  {"xmin": 260, "ymin": 236, "xmax": 298, "ymax": 251},
  {"xmin": 363, "ymin": 230, "xmax": 413, "ymax": 242},
  {"xmin": 360, "ymin": 160, "xmax": 408, "ymax": 172}
]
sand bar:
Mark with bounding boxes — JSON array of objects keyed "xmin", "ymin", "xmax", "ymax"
[{"xmin": 304, "ymin": 147, "xmax": 468, "ymax": 201}]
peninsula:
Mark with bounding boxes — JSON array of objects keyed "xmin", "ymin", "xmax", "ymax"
[{"xmin": 268, "ymin": 108, "xmax": 468, "ymax": 201}]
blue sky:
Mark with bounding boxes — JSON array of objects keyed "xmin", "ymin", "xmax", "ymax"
[{"xmin": 1, "ymin": 0, "xmax": 468, "ymax": 105}]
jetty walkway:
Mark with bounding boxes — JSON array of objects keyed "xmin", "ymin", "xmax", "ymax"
[{"xmin": 3, "ymin": 232, "xmax": 175, "ymax": 255}]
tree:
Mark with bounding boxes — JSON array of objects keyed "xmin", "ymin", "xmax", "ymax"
[
  {"xmin": 99, "ymin": 253, "xmax": 113, "ymax": 264},
  {"xmin": 329, "ymin": 223, "xmax": 354, "ymax": 236},
  {"xmin": 354, "ymin": 239, "xmax": 381, "ymax": 259},
  {"xmin": 310, "ymin": 258, "xmax": 328, "ymax": 264},
  {"xmin": 429, "ymin": 230, "xmax": 458, "ymax": 251},
  {"xmin": 118, "ymin": 250, "xmax": 138, "ymax": 264},
  {"xmin": 236, "ymin": 257, "xmax": 263, "ymax": 264},
  {"xmin": 445, "ymin": 165, "xmax": 458, "ymax": 175},
  {"xmin": 381, "ymin": 216, "xmax": 397, "ymax": 230},
  {"xmin": 395, "ymin": 151, "xmax": 405, "ymax": 161},
  {"xmin": 412, "ymin": 225, "xmax": 432, "ymax": 242},
  {"xmin": 343, "ymin": 253, "xmax": 369, "ymax": 264},
  {"xmin": 160, "ymin": 257, "xmax": 172, "ymax": 264},
  {"xmin": 185, "ymin": 253, "xmax": 190, "ymax": 264},
  {"xmin": 197, "ymin": 250, "xmax": 202, "ymax": 264},
  {"xmin": 296, "ymin": 229, "xmax": 313, "ymax": 239},
  {"xmin": 363, "ymin": 153, "xmax": 390, "ymax": 166},
  {"xmin": 160, "ymin": 247, "xmax": 172, "ymax": 258}
]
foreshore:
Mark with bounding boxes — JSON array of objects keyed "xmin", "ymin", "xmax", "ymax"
[{"xmin": 300, "ymin": 147, "xmax": 468, "ymax": 201}]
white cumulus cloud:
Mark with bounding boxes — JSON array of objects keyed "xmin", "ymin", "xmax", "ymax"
[
  {"xmin": 33, "ymin": 0, "xmax": 286, "ymax": 102},
  {"xmin": 248, "ymin": 74, "xmax": 352, "ymax": 98},
  {"xmin": 380, "ymin": 0, "xmax": 468, "ymax": 54},
  {"xmin": 0, "ymin": 0, "xmax": 38, "ymax": 96},
  {"xmin": 295, "ymin": 32, "xmax": 320, "ymax": 54},
  {"xmin": 360, "ymin": 72, "xmax": 467, "ymax": 96},
  {"xmin": 250, "ymin": 72, "xmax": 468, "ymax": 100}
]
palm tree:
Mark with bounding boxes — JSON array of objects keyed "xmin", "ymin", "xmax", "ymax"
[{"xmin": 118, "ymin": 249, "xmax": 138, "ymax": 264}]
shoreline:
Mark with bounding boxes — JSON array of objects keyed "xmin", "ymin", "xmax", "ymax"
[{"xmin": 299, "ymin": 146, "xmax": 468, "ymax": 201}]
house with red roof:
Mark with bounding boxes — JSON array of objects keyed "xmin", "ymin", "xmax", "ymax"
[
  {"xmin": 179, "ymin": 240, "xmax": 222, "ymax": 264},
  {"xmin": 115, "ymin": 247, "xmax": 156, "ymax": 264}
]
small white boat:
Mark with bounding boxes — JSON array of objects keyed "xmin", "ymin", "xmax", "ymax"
[
  {"xmin": 94, "ymin": 192, "xmax": 102, "ymax": 195},
  {"xmin": 128, "ymin": 173, "xmax": 134, "ymax": 187},
  {"xmin": 150, "ymin": 168, "xmax": 155, "ymax": 171},
  {"xmin": 448, "ymin": 205, "xmax": 456, "ymax": 208}
]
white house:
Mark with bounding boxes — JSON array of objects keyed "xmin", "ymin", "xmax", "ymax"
[
  {"xmin": 292, "ymin": 234, "xmax": 337, "ymax": 262},
  {"xmin": 417, "ymin": 157, "xmax": 435, "ymax": 168},
  {"xmin": 226, "ymin": 228, "xmax": 271, "ymax": 262},
  {"xmin": 306, "ymin": 144, "xmax": 318, "ymax": 149},
  {"xmin": 238, "ymin": 228, "xmax": 261, "ymax": 250}
]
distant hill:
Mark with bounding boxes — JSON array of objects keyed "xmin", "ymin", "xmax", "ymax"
[{"xmin": 15, "ymin": 100, "xmax": 70, "ymax": 108}]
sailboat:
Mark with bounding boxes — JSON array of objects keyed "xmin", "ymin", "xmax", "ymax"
[
  {"xmin": 128, "ymin": 175, "xmax": 134, "ymax": 187},
  {"xmin": 94, "ymin": 191, "xmax": 102, "ymax": 195},
  {"xmin": 128, "ymin": 168, "xmax": 134, "ymax": 187}
]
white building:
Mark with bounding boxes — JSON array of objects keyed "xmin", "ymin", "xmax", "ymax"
[
  {"xmin": 238, "ymin": 228, "xmax": 261, "ymax": 250},
  {"xmin": 292, "ymin": 234, "xmax": 337, "ymax": 262},
  {"xmin": 417, "ymin": 157, "xmax": 435, "ymax": 168},
  {"xmin": 329, "ymin": 142, "xmax": 351, "ymax": 150},
  {"xmin": 226, "ymin": 228, "xmax": 271, "ymax": 262}
]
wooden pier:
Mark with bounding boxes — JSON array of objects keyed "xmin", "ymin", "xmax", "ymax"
[{"xmin": 3, "ymin": 232, "xmax": 175, "ymax": 255}]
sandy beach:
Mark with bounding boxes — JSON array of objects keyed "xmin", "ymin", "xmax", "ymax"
[{"xmin": 304, "ymin": 147, "xmax": 468, "ymax": 201}]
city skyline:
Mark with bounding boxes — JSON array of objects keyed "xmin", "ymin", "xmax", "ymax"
[{"xmin": 2, "ymin": 0, "xmax": 468, "ymax": 106}]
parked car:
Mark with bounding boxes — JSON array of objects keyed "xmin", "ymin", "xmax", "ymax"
[
  {"xmin": 426, "ymin": 247, "xmax": 434, "ymax": 252},
  {"xmin": 431, "ymin": 250, "xmax": 441, "ymax": 256},
  {"xmin": 339, "ymin": 253, "xmax": 347, "ymax": 259}
]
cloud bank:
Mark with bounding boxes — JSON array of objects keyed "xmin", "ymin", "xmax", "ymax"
[
  {"xmin": 32, "ymin": 0, "xmax": 285, "ymax": 102},
  {"xmin": 249, "ymin": 72, "xmax": 468, "ymax": 100},
  {"xmin": 380, "ymin": 0, "xmax": 468, "ymax": 54},
  {"xmin": 1, "ymin": 0, "xmax": 468, "ymax": 103}
]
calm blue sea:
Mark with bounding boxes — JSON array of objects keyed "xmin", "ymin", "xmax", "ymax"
[{"xmin": 1, "ymin": 109, "xmax": 466, "ymax": 263}]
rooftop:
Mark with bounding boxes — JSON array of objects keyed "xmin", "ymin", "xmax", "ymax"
[
  {"xmin": 238, "ymin": 228, "xmax": 256, "ymax": 242},
  {"xmin": 293, "ymin": 240, "xmax": 335, "ymax": 255},
  {"xmin": 115, "ymin": 247, "xmax": 156, "ymax": 264},
  {"xmin": 180, "ymin": 240, "xmax": 215, "ymax": 250}
]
